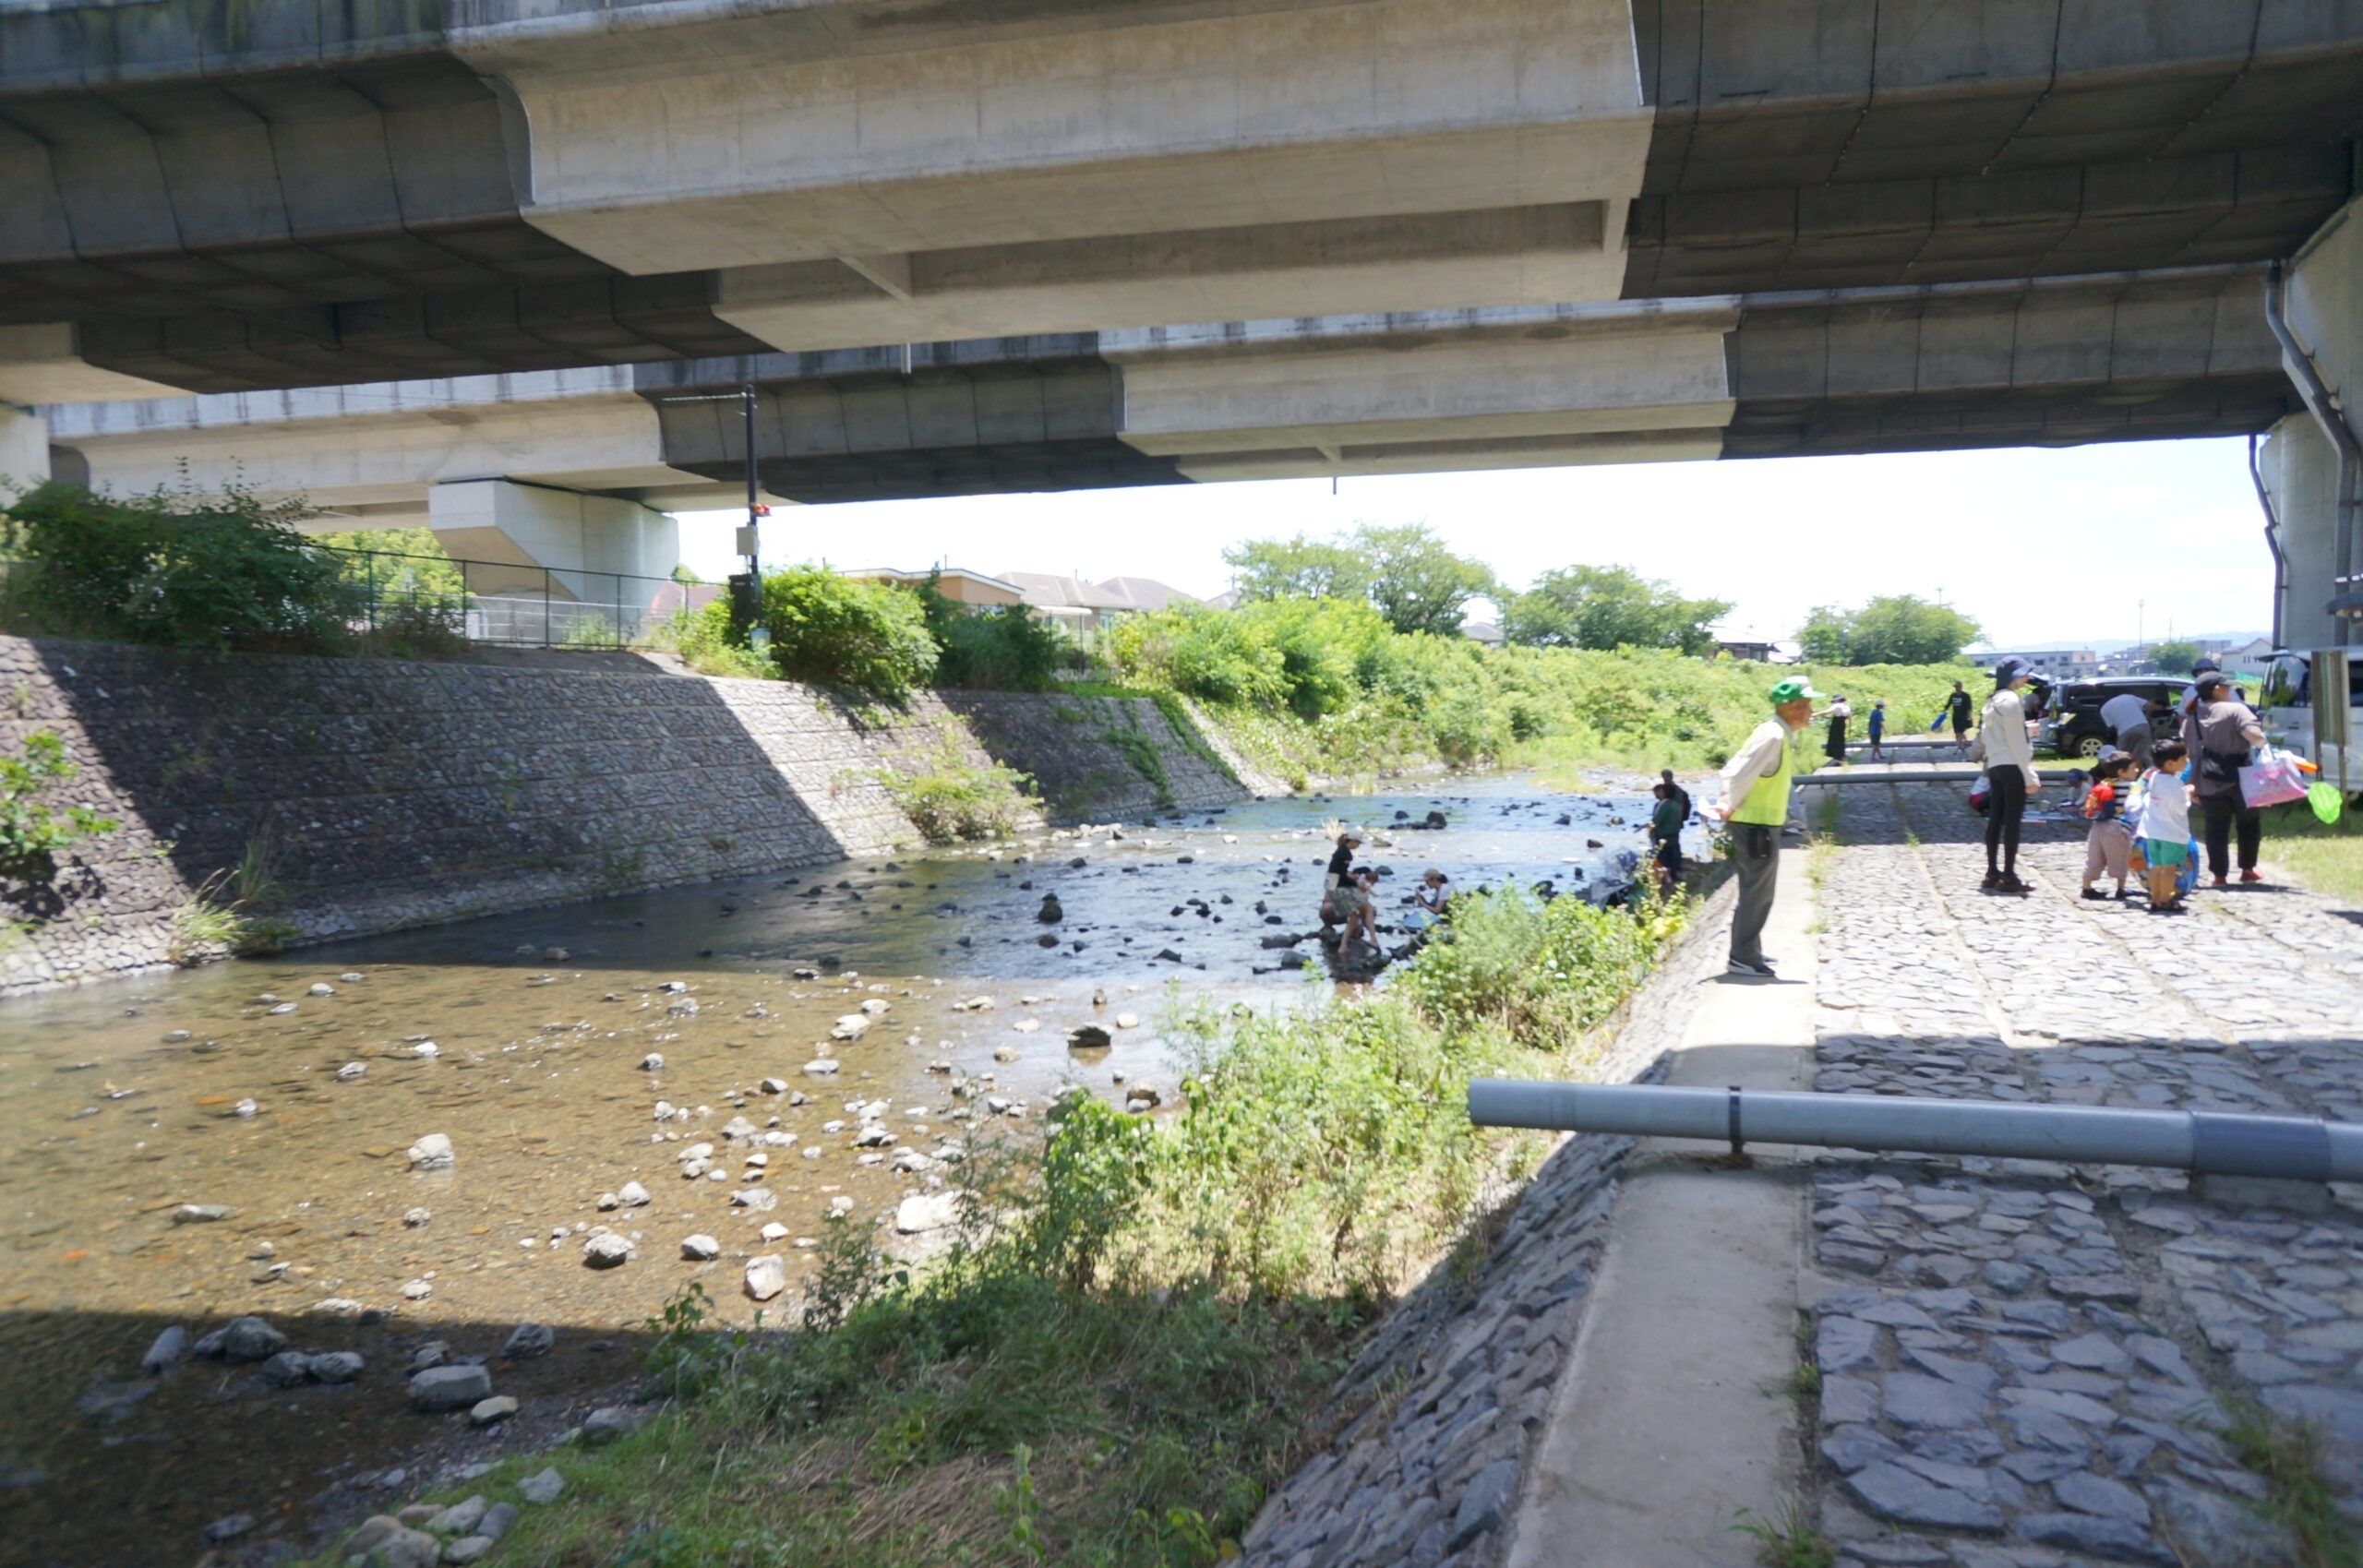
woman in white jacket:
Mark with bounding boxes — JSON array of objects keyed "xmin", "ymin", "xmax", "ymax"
[{"xmin": 1978, "ymin": 658, "xmax": 2044, "ymax": 892}]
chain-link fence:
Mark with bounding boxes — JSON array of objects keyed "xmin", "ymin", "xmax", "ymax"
[{"xmin": 319, "ymin": 546, "xmax": 719, "ymax": 650}]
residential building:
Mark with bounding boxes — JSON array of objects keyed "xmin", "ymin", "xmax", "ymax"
[
  {"xmin": 1973, "ymin": 647, "xmax": 2101, "ymax": 679},
  {"xmin": 839, "ymin": 566, "xmax": 1024, "ymax": 608},
  {"xmin": 1460, "ymin": 619, "xmax": 1505, "ymax": 646},
  {"xmin": 1096, "ymin": 576, "xmax": 1203, "ymax": 614},
  {"xmin": 1001, "ymin": 571, "xmax": 1138, "ymax": 631}
]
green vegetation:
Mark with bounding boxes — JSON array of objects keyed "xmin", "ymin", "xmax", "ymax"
[
  {"xmin": 1225, "ymin": 522, "xmax": 1498, "ymax": 636},
  {"xmin": 310, "ymin": 885, "xmax": 1688, "ymax": 1568},
  {"xmin": 2145, "ymin": 637, "xmax": 2204, "ymax": 676},
  {"xmin": 168, "ymin": 829, "xmax": 298, "ymax": 962},
  {"xmin": 760, "ymin": 567, "xmax": 940, "ymax": 699},
  {"xmin": 1730, "ymin": 1500, "xmax": 1837, "ymax": 1568},
  {"xmin": 2258, "ymin": 798, "xmax": 2363, "ymax": 904},
  {"xmin": 1797, "ymin": 595, "xmax": 1981, "ymax": 666},
  {"xmin": 1, "ymin": 480, "xmax": 357, "ymax": 652},
  {"xmin": 0, "ymin": 730, "xmax": 116, "ymax": 882},
  {"xmin": 922, "ymin": 577, "xmax": 1071, "ymax": 691},
  {"xmin": 2224, "ymin": 1402, "xmax": 2358, "ymax": 1568},
  {"xmin": 1108, "ymin": 600, "xmax": 1969, "ymax": 781},
  {"xmin": 1503, "ymin": 565, "xmax": 1730, "ymax": 655},
  {"xmin": 873, "ymin": 742, "xmax": 1039, "ymax": 844}
]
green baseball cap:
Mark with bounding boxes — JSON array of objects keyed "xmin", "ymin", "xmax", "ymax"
[{"xmin": 1769, "ymin": 676, "xmax": 1821, "ymax": 705}]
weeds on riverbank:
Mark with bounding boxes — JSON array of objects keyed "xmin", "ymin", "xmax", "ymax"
[
  {"xmin": 2258, "ymin": 798, "xmax": 2363, "ymax": 904},
  {"xmin": 314, "ymin": 886, "xmax": 1687, "ymax": 1567},
  {"xmin": 871, "ymin": 742, "xmax": 1039, "ymax": 844}
]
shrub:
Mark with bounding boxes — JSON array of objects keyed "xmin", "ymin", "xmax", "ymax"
[
  {"xmin": 0, "ymin": 730, "xmax": 116, "ymax": 881},
  {"xmin": 663, "ymin": 598, "xmax": 776, "ymax": 680},
  {"xmin": 759, "ymin": 567, "xmax": 938, "ymax": 700},
  {"xmin": 923, "ymin": 581, "xmax": 1068, "ymax": 692},
  {"xmin": 1, "ymin": 481, "xmax": 358, "ymax": 652},
  {"xmin": 875, "ymin": 743, "xmax": 1038, "ymax": 843}
]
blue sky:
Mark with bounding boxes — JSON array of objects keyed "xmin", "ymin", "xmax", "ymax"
[{"xmin": 679, "ymin": 435, "xmax": 2273, "ymax": 652}]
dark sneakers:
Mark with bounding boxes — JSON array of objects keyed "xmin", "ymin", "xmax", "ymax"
[{"xmin": 1726, "ymin": 958, "xmax": 1779, "ymax": 979}]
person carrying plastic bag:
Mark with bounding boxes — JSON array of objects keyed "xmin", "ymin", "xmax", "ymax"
[{"xmin": 2179, "ymin": 670, "xmax": 2268, "ymax": 888}]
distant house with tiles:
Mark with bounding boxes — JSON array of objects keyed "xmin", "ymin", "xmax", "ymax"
[
  {"xmin": 839, "ymin": 565, "xmax": 1025, "ymax": 609},
  {"xmin": 1002, "ymin": 572, "xmax": 1206, "ymax": 630}
]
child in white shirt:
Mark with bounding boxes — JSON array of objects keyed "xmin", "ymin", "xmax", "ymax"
[{"xmin": 2141, "ymin": 739, "xmax": 2191, "ymax": 914}]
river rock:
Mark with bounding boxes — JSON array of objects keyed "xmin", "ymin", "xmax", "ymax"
[
  {"xmin": 426, "ymin": 1495, "xmax": 487, "ymax": 1537},
  {"xmin": 681, "ymin": 1234, "xmax": 719, "ymax": 1261},
  {"xmin": 476, "ymin": 1502, "xmax": 518, "ymax": 1542},
  {"xmin": 802, "ymin": 1059, "xmax": 840, "ymax": 1076},
  {"xmin": 258, "ymin": 1348, "xmax": 313, "ymax": 1387},
  {"xmin": 1067, "ymin": 1024, "xmax": 1111, "ymax": 1048},
  {"xmin": 407, "ymin": 1132, "xmax": 454, "ymax": 1171},
  {"xmin": 408, "ymin": 1364, "xmax": 492, "ymax": 1412},
  {"xmin": 400, "ymin": 1277, "xmax": 432, "ymax": 1300},
  {"xmin": 721, "ymin": 1117, "xmax": 757, "ymax": 1141},
  {"xmin": 895, "ymin": 1193, "xmax": 960, "ymax": 1234},
  {"xmin": 308, "ymin": 1351, "xmax": 365, "ymax": 1383},
  {"xmin": 618, "ymin": 1181, "xmax": 652, "ymax": 1208},
  {"xmin": 371, "ymin": 1525, "xmax": 443, "ymax": 1568},
  {"xmin": 407, "ymin": 1341, "xmax": 449, "ymax": 1374},
  {"xmin": 402, "ymin": 1207, "xmax": 431, "ymax": 1228},
  {"xmin": 581, "ymin": 1406, "xmax": 639, "ymax": 1447},
  {"xmin": 140, "ymin": 1325, "xmax": 187, "ymax": 1375},
  {"xmin": 641, "ymin": 1052, "xmax": 664, "ymax": 1071},
  {"xmin": 172, "ymin": 1202, "xmax": 235, "ymax": 1225},
  {"xmin": 519, "ymin": 1468, "xmax": 564, "ymax": 1504},
  {"xmin": 199, "ymin": 1513, "xmax": 255, "ymax": 1545},
  {"xmin": 336, "ymin": 1061, "xmax": 366, "ymax": 1082},
  {"xmin": 730, "ymin": 1187, "xmax": 775, "ymax": 1212},
  {"xmin": 860, "ymin": 998, "xmax": 892, "ymax": 1015},
  {"xmin": 582, "ymin": 1233, "xmax": 633, "ymax": 1268},
  {"xmin": 744, "ymin": 1255, "xmax": 786, "ymax": 1301},
  {"xmin": 1115, "ymin": 1012, "xmax": 1140, "ymax": 1029},
  {"xmin": 469, "ymin": 1396, "xmax": 518, "ymax": 1428},
  {"xmin": 1037, "ymin": 895, "xmax": 1062, "ymax": 923},
  {"xmin": 341, "ymin": 1516, "xmax": 405, "ymax": 1559},
  {"xmin": 758, "ymin": 1077, "xmax": 788, "ymax": 1095},
  {"xmin": 831, "ymin": 1014, "xmax": 870, "ymax": 1040},
  {"xmin": 220, "ymin": 1315, "xmax": 286, "ymax": 1363},
  {"xmin": 500, "ymin": 1323, "xmax": 555, "ymax": 1359},
  {"xmin": 444, "ymin": 1537, "xmax": 498, "ymax": 1565}
]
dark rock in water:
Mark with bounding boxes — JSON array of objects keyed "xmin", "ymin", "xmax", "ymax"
[
  {"xmin": 1555, "ymin": 814, "xmax": 1571, "ymax": 825},
  {"xmin": 1067, "ymin": 1024, "xmax": 1112, "ymax": 1049},
  {"xmin": 1587, "ymin": 838, "xmax": 1603, "ymax": 849},
  {"xmin": 791, "ymin": 966, "xmax": 820, "ymax": 980},
  {"xmin": 200, "ymin": 1514, "xmax": 256, "ymax": 1546},
  {"xmin": 1278, "ymin": 951, "xmax": 1310, "ymax": 970},
  {"xmin": 1037, "ymin": 895, "xmax": 1062, "ymax": 924},
  {"xmin": 1264, "ymin": 915, "xmax": 1284, "ymax": 925},
  {"xmin": 1259, "ymin": 933, "xmax": 1301, "ymax": 949},
  {"xmin": 1068, "ymin": 857, "xmax": 1088, "ymax": 868},
  {"xmin": 1037, "ymin": 933, "xmax": 1059, "ymax": 947},
  {"xmin": 1156, "ymin": 949, "xmax": 1182, "ymax": 963},
  {"xmin": 220, "ymin": 1316, "xmax": 286, "ymax": 1363}
]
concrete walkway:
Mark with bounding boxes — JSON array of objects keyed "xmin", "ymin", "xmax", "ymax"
[{"xmin": 1508, "ymin": 844, "xmax": 1818, "ymax": 1567}]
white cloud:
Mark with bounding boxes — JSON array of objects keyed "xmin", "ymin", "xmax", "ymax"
[{"xmin": 677, "ymin": 436, "xmax": 2273, "ymax": 650}]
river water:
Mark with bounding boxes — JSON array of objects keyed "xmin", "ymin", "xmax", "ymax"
[{"xmin": 0, "ymin": 774, "xmax": 1670, "ymax": 1565}]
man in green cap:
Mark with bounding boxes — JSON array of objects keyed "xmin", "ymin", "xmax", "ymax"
[{"xmin": 1714, "ymin": 676, "xmax": 1817, "ymax": 977}]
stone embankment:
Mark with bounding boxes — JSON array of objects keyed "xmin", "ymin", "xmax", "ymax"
[
  {"xmin": 1244, "ymin": 775, "xmax": 2362, "ymax": 1568},
  {"xmin": 1238, "ymin": 876, "xmax": 1741, "ymax": 1568},
  {"xmin": 0, "ymin": 638, "xmax": 1243, "ymax": 991}
]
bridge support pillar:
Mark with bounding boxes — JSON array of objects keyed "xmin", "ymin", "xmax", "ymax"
[
  {"xmin": 426, "ymin": 479, "xmax": 679, "ymax": 600},
  {"xmin": 0, "ymin": 403, "xmax": 47, "ymax": 501},
  {"xmin": 2261, "ymin": 414, "xmax": 2349, "ymax": 651}
]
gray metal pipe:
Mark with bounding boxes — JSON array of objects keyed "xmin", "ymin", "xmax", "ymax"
[{"xmin": 1467, "ymin": 1080, "xmax": 2363, "ymax": 1183}]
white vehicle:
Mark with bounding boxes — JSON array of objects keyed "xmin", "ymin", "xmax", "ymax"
[{"xmin": 2257, "ymin": 647, "xmax": 2362, "ymax": 797}]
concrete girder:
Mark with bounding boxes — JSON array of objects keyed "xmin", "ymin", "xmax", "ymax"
[
  {"xmin": 713, "ymin": 204, "xmax": 1625, "ymax": 356},
  {"xmin": 2262, "ymin": 195, "xmax": 2363, "ymax": 646},
  {"xmin": 1101, "ymin": 301, "xmax": 1738, "ymax": 481},
  {"xmin": 470, "ymin": 0, "xmax": 1653, "ymax": 280},
  {"xmin": 425, "ymin": 478, "xmax": 679, "ymax": 599},
  {"xmin": 40, "ymin": 366, "xmax": 739, "ymax": 531},
  {"xmin": 0, "ymin": 322, "xmax": 185, "ymax": 403}
]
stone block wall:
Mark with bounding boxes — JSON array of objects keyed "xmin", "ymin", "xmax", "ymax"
[{"xmin": 0, "ymin": 639, "xmax": 1246, "ymax": 992}]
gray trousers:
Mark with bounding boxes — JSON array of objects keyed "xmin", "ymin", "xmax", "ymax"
[
  {"xmin": 1730, "ymin": 822, "xmax": 1779, "ymax": 965},
  {"xmin": 2117, "ymin": 723, "xmax": 2153, "ymax": 767}
]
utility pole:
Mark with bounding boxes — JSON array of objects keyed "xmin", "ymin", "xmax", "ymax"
[{"xmin": 728, "ymin": 381, "xmax": 770, "ymax": 638}]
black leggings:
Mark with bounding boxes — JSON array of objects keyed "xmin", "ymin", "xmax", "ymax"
[
  {"xmin": 2200, "ymin": 791, "xmax": 2261, "ymax": 877},
  {"xmin": 1985, "ymin": 765, "xmax": 2027, "ymax": 875}
]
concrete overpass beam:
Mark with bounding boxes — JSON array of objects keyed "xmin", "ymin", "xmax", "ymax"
[
  {"xmin": 474, "ymin": 0, "xmax": 1651, "ymax": 283},
  {"xmin": 426, "ymin": 479, "xmax": 680, "ymax": 601},
  {"xmin": 1, "ymin": 401, "xmax": 47, "ymax": 501},
  {"xmin": 1106, "ymin": 303, "xmax": 1737, "ymax": 481},
  {"xmin": 715, "ymin": 204, "xmax": 1625, "ymax": 353}
]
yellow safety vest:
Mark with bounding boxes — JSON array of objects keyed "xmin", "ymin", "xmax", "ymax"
[{"xmin": 1732, "ymin": 724, "xmax": 1794, "ymax": 826}]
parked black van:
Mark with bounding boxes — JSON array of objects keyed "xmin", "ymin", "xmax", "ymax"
[{"xmin": 2037, "ymin": 676, "xmax": 2184, "ymax": 758}]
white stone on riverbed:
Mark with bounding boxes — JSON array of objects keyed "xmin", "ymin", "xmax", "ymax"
[
  {"xmin": 681, "ymin": 1234, "xmax": 719, "ymax": 1260},
  {"xmin": 895, "ymin": 1194, "xmax": 960, "ymax": 1234},
  {"xmin": 582, "ymin": 1233, "xmax": 633, "ymax": 1268},
  {"xmin": 744, "ymin": 1254, "xmax": 786, "ymax": 1300},
  {"xmin": 803, "ymin": 1059, "xmax": 840, "ymax": 1075},
  {"xmin": 406, "ymin": 1132, "xmax": 453, "ymax": 1171}
]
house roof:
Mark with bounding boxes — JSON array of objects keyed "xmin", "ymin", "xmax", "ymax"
[
  {"xmin": 1095, "ymin": 576, "xmax": 1202, "ymax": 613},
  {"xmin": 842, "ymin": 565, "xmax": 1025, "ymax": 597},
  {"xmin": 1000, "ymin": 571, "xmax": 1134, "ymax": 610}
]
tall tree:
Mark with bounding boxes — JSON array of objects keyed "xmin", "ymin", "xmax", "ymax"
[
  {"xmin": 1353, "ymin": 522, "xmax": 1500, "ymax": 637},
  {"xmin": 1222, "ymin": 533, "xmax": 1367, "ymax": 604},
  {"xmin": 1797, "ymin": 595, "xmax": 1982, "ymax": 665},
  {"xmin": 1223, "ymin": 521, "xmax": 1497, "ymax": 637},
  {"xmin": 2145, "ymin": 638, "xmax": 2202, "ymax": 676},
  {"xmin": 1504, "ymin": 565, "xmax": 1732, "ymax": 653}
]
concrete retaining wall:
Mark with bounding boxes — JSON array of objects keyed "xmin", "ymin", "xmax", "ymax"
[{"xmin": 0, "ymin": 640, "xmax": 1244, "ymax": 992}]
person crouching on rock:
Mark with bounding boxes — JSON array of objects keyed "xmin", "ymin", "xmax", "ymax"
[
  {"xmin": 1321, "ymin": 829, "xmax": 1364, "ymax": 940},
  {"xmin": 1403, "ymin": 868, "xmax": 1451, "ymax": 932}
]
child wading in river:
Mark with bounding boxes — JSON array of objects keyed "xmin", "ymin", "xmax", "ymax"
[
  {"xmin": 2078, "ymin": 749, "xmax": 2138, "ymax": 902},
  {"xmin": 2141, "ymin": 739, "xmax": 2192, "ymax": 915}
]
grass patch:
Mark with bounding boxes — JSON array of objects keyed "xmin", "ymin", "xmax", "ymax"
[
  {"xmin": 305, "ymin": 885, "xmax": 1690, "ymax": 1568},
  {"xmin": 873, "ymin": 741, "xmax": 1041, "ymax": 844},
  {"xmin": 2256, "ymin": 798, "xmax": 2363, "ymax": 904},
  {"xmin": 1730, "ymin": 1499, "xmax": 1837, "ymax": 1568},
  {"xmin": 2225, "ymin": 1402, "xmax": 2360, "ymax": 1568}
]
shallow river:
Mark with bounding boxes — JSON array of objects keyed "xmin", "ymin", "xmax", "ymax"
[{"xmin": 0, "ymin": 774, "xmax": 1671, "ymax": 1565}]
